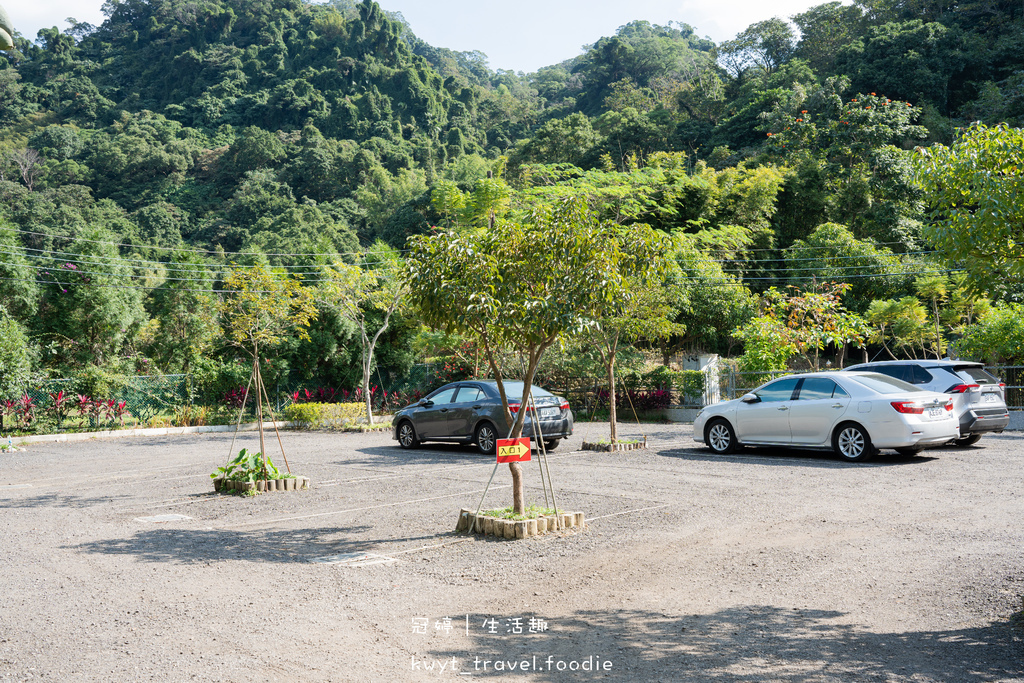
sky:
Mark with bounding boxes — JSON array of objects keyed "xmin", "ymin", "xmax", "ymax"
[{"xmin": 7, "ymin": 0, "xmax": 841, "ymax": 73}]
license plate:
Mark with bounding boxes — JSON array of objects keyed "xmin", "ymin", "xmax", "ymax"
[
  {"xmin": 927, "ymin": 407, "xmax": 943, "ymax": 418},
  {"xmin": 983, "ymin": 393, "xmax": 999, "ymax": 403},
  {"xmin": 540, "ymin": 407, "xmax": 558, "ymax": 420}
]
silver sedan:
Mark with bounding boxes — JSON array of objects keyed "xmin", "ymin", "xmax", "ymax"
[{"xmin": 693, "ymin": 371, "xmax": 960, "ymax": 462}]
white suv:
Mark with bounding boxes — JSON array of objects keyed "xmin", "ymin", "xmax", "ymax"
[{"xmin": 843, "ymin": 360, "xmax": 1008, "ymax": 446}]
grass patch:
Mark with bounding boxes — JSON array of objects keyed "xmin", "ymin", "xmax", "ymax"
[{"xmin": 481, "ymin": 503, "xmax": 557, "ymax": 521}]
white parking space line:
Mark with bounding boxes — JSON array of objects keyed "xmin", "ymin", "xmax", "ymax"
[{"xmin": 587, "ymin": 503, "xmax": 674, "ymax": 521}]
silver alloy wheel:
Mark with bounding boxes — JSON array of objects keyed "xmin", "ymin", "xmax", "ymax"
[
  {"xmin": 837, "ymin": 426, "xmax": 866, "ymax": 459},
  {"xmin": 708, "ymin": 422, "xmax": 732, "ymax": 453},
  {"xmin": 476, "ymin": 424, "xmax": 497, "ymax": 455},
  {"xmin": 398, "ymin": 422, "xmax": 417, "ymax": 448}
]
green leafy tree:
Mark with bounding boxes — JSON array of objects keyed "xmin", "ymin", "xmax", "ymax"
[
  {"xmin": 0, "ymin": 309, "xmax": 32, "ymax": 401},
  {"xmin": 35, "ymin": 227, "xmax": 148, "ymax": 370},
  {"xmin": 219, "ymin": 262, "xmax": 318, "ymax": 361},
  {"xmin": 955, "ymin": 304, "xmax": 1024, "ymax": 365},
  {"xmin": 0, "ymin": 220, "xmax": 39, "ymax": 319},
  {"xmin": 719, "ymin": 18, "xmax": 797, "ymax": 78},
  {"xmin": 914, "ymin": 123, "xmax": 1024, "ymax": 294},
  {"xmin": 587, "ymin": 227, "xmax": 677, "ymax": 442},
  {"xmin": 783, "ymin": 223, "xmax": 913, "ymax": 310},
  {"xmin": 320, "ymin": 242, "xmax": 408, "ymax": 423},
  {"xmin": 146, "ymin": 251, "xmax": 219, "ymax": 374},
  {"xmin": 865, "ymin": 296, "xmax": 931, "ymax": 358},
  {"xmin": 914, "ymin": 274, "xmax": 947, "ymax": 359},
  {"xmin": 407, "ymin": 196, "xmax": 643, "ymax": 514},
  {"xmin": 765, "ymin": 86, "xmax": 928, "ymax": 246}
]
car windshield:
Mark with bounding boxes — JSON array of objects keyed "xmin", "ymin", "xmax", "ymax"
[
  {"xmin": 846, "ymin": 373, "xmax": 923, "ymax": 394},
  {"xmin": 496, "ymin": 382, "xmax": 554, "ymax": 399}
]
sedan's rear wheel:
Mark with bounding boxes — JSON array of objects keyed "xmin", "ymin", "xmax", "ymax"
[
  {"xmin": 832, "ymin": 423, "xmax": 876, "ymax": 462},
  {"xmin": 475, "ymin": 422, "xmax": 498, "ymax": 455},
  {"xmin": 954, "ymin": 434, "xmax": 982, "ymax": 447},
  {"xmin": 543, "ymin": 439, "xmax": 560, "ymax": 451},
  {"xmin": 705, "ymin": 419, "xmax": 737, "ymax": 454},
  {"xmin": 397, "ymin": 421, "xmax": 419, "ymax": 449}
]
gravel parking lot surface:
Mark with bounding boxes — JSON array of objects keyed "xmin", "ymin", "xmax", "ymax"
[{"xmin": 0, "ymin": 422, "xmax": 1022, "ymax": 682}]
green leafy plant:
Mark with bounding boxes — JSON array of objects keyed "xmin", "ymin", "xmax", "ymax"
[{"xmin": 211, "ymin": 448, "xmax": 292, "ymax": 483}]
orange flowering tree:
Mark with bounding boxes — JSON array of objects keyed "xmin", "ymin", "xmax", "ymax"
[{"xmin": 760, "ymin": 79, "xmax": 929, "ymax": 244}]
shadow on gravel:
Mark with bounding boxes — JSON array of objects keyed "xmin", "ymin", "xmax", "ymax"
[
  {"xmin": 0, "ymin": 492, "xmax": 130, "ymax": 509},
  {"xmin": 427, "ymin": 606, "xmax": 1024, "ymax": 681},
  {"xmin": 63, "ymin": 524, "xmax": 450, "ymax": 564},
  {"xmin": 657, "ymin": 447, "xmax": 937, "ymax": 468},
  {"xmin": 337, "ymin": 444, "xmax": 491, "ymax": 467}
]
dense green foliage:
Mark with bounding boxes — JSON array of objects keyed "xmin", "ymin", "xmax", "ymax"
[{"xmin": 0, "ymin": 0, "xmax": 1021, "ymax": 402}]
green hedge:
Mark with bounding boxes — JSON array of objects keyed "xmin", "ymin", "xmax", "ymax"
[{"xmin": 283, "ymin": 402, "xmax": 365, "ymax": 429}]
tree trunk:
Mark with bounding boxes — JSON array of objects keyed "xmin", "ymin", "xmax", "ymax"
[
  {"xmin": 608, "ymin": 350, "xmax": 618, "ymax": 444},
  {"xmin": 361, "ymin": 322, "xmax": 373, "ymax": 424},
  {"xmin": 836, "ymin": 343, "xmax": 847, "ymax": 369},
  {"xmin": 253, "ymin": 353, "xmax": 267, "ymax": 476},
  {"xmin": 509, "ymin": 462, "xmax": 524, "ymax": 513},
  {"xmin": 932, "ymin": 299, "xmax": 942, "ymax": 359},
  {"xmin": 505, "ymin": 341, "xmax": 552, "ymax": 515}
]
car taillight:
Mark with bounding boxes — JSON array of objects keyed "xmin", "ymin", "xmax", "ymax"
[
  {"xmin": 947, "ymin": 383, "xmax": 980, "ymax": 394},
  {"xmin": 507, "ymin": 404, "xmax": 533, "ymax": 414},
  {"xmin": 945, "ymin": 400, "xmax": 953, "ymax": 411},
  {"xmin": 559, "ymin": 400, "xmax": 569, "ymax": 411},
  {"xmin": 891, "ymin": 400, "xmax": 925, "ymax": 414}
]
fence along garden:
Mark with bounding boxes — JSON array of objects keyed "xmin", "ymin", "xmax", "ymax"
[{"xmin": 1, "ymin": 364, "xmax": 1020, "ymax": 436}]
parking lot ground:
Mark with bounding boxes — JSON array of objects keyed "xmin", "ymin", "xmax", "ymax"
[{"xmin": 0, "ymin": 423, "xmax": 1022, "ymax": 681}]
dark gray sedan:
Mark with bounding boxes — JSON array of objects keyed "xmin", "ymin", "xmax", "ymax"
[{"xmin": 392, "ymin": 380, "xmax": 574, "ymax": 454}]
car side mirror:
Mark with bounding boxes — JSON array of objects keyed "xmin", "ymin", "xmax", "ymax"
[
  {"xmin": 418, "ymin": 399, "xmax": 433, "ymax": 407},
  {"xmin": 740, "ymin": 393, "xmax": 760, "ymax": 404}
]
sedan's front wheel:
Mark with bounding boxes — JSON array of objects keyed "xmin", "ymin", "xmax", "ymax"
[
  {"xmin": 832, "ymin": 423, "xmax": 875, "ymax": 462},
  {"xmin": 705, "ymin": 419, "xmax": 737, "ymax": 454},
  {"xmin": 397, "ymin": 421, "xmax": 419, "ymax": 449},
  {"xmin": 475, "ymin": 422, "xmax": 498, "ymax": 455}
]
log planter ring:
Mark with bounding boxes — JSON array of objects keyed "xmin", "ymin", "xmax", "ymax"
[
  {"xmin": 581, "ymin": 437, "xmax": 648, "ymax": 452},
  {"xmin": 213, "ymin": 476, "xmax": 310, "ymax": 493},
  {"xmin": 455, "ymin": 508, "xmax": 586, "ymax": 539}
]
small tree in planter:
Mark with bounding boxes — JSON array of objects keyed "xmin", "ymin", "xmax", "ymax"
[
  {"xmin": 219, "ymin": 262, "xmax": 317, "ymax": 480},
  {"xmin": 407, "ymin": 195, "xmax": 657, "ymax": 514},
  {"xmin": 588, "ymin": 267, "xmax": 681, "ymax": 444}
]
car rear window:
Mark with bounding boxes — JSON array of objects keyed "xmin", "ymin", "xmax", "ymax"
[
  {"xmin": 496, "ymin": 382, "xmax": 554, "ymax": 399},
  {"xmin": 955, "ymin": 366, "xmax": 999, "ymax": 384},
  {"xmin": 846, "ymin": 373, "xmax": 924, "ymax": 394}
]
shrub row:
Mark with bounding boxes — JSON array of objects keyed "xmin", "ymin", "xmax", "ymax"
[{"xmin": 282, "ymin": 402, "xmax": 366, "ymax": 429}]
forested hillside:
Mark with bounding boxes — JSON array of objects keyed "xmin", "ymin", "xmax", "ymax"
[{"xmin": 0, "ymin": 0, "xmax": 1022, "ymax": 404}]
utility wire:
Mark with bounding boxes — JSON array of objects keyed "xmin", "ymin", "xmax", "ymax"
[{"xmin": 5, "ymin": 226, "xmax": 413, "ymax": 259}]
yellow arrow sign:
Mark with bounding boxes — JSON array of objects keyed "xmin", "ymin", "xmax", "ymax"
[
  {"xmin": 496, "ymin": 438, "xmax": 532, "ymax": 462},
  {"xmin": 498, "ymin": 443, "xmax": 529, "ymax": 459}
]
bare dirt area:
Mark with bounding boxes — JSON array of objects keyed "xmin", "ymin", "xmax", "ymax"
[{"xmin": 0, "ymin": 422, "xmax": 1022, "ymax": 682}]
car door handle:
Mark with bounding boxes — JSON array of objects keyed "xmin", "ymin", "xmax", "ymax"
[
  {"xmin": 473, "ymin": 405, "xmax": 483, "ymax": 409},
  {"xmin": 440, "ymin": 408, "xmax": 448, "ymax": 413},
  {"xmin": 832, "ymin": 403, "xmax": 844, "ymax": 409},
  {"xmin": 777, "ymin": 406, "xmax": 789, "ymax": 411}
]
